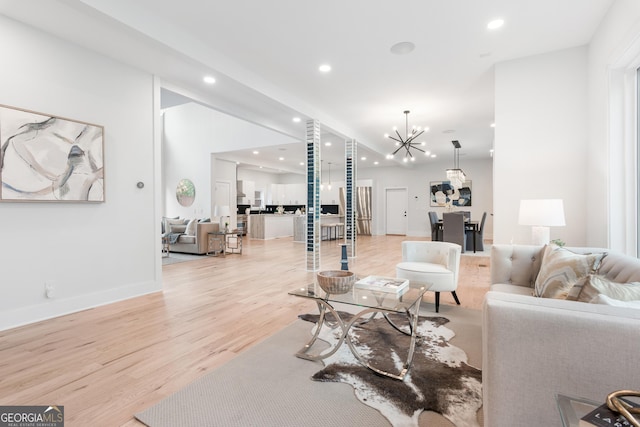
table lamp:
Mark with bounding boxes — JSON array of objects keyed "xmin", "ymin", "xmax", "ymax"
[
  {"xmin": 215, "ymin": 205, "xmax": 231, "ymax": 231},
  {"xmin": 518, "ymin": 199, "xmax": 565, "ymax": 245}
]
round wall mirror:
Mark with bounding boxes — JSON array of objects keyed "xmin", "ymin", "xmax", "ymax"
[{"xmin": 176, "ymin": 178, "xmax": 196, "ymax": 207}]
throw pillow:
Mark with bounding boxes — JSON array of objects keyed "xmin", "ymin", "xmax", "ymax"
[
  {"xmin": 534, "ymin": 245, "xmax": 607, "ymax": 299},
  {"xmin": 572, "ymin": 274, "xmax": 640, "ymax": 303},
  {"xmin": 590, "ymin": 293, "xmax": 640, "ymax": 308},
  {"xmin": 161, "ymin": 216, "xmax": 179, "ymax": 234},
  {"xmin": 186, "ymin": 218, "xmax": 197, "ymax": 236},
  {"xmin": 165, "ymin": 218, "xmax": 184, "ymax": 233},
  {"xmin": 170, "ymin": 224, "xmax": 187, "ymax": 233}
]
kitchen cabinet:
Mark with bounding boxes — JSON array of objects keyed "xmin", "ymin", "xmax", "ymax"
[{"xmin": 237, "ymin": 180, "xmax": 255, "ymax": 205}]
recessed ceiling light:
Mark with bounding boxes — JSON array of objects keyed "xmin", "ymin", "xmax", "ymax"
[
  {"xmin": 252, "ymin": 150, "xmax": 259, "ymax": 154},
  {"xmin": 299, "ymin": 162, "xmax": 305, "ymax": 166},
  {"xmin": 324, "ymin": 142, "xmax": 332, "ymax": 147},
  {"xmin": 487, "ymin": 19, "xmax": 504, "ymax": 30},
  {"xmin": 490, "ymin": 123, "xmax": 496, "ymax": 128},
  {"xmin": 279, "ymin": 157, "xmax": 284, "ymax": 161},
  {"xmin": 319, "ymin": 64, "xmax": 331, "ymax": 73},
  {"xmin": 431, "ymin": 154, "xmax": 437, "ymax": 158},
  {"xmin": 361, "ymin": 157, "xmax": 366, "ymax": 161},
  {"xmin": 390, "ymin": 41, "xmax": 415, "ymax": 55},
  {"xmin": 374, "ymin": 161, "xmax": 379, "ymax": 165},
  {"xmin": 292, "ymin": 117, "xmax": 301, "ymax": 123},
  {"xmin": 203, "ymin": 75, "xmax": 216, "ymax": 84},
  {"xmin": 443, "ymin": 129, "xmax": 456, "ymax": 134}
]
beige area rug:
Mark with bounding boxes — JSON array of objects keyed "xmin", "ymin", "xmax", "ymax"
[{"xmin": 135, "ymin": 305, "xmax": 483, "ymax": 427}]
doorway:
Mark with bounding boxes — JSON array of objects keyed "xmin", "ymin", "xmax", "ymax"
[{"xmin": 385, "ymin": 188, "xmax": 407, "ymax": 235}]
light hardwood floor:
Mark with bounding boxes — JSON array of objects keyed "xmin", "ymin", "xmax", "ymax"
[{"xmin": 0, "ymin": 235, "xmax": 491, "ymax": 427}]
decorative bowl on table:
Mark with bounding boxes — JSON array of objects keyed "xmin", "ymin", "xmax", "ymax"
[{"xmin": 316, "ymin": 270, "xmax": 356, "ymax": 294}]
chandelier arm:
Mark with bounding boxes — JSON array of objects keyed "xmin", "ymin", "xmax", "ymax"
[
  {"xmin": 392, "ymin": 145, "xmax": 404, "ymax": 155},
  {"xmin": 404, "ymin": 145, "xmax": 413, "ymax": 157},
  {"xmin": 388, "ymin": 135, "xmax": 404, "ymax": 144},
  {"xmin": 406, "ymin": 130, "xmax": 425, "ymax": 143},
  {"xmin": 395, "ymin": 130, "xmax": 406, "ymax": 142},
  {"xmin": 409, "ymin": 145, "xmax": 426, "ymax": 153}
]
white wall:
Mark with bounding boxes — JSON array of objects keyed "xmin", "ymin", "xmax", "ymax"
[
  {"xmin": 0, "ymin": 16, "xmax": 159, "ymax": 330},
  {"xmin": 163, "ymin": 103, "xmax": 214, "ymax": 219},
  {"xmin": 358, "ymin": 158, "xmax": 494, "ymax": 237},
  {"xmin": 163, "ymin": 102, "xmax": 297, "ymax": 218},
  {"xmin": 494, "ymin": 46, "xmax": 588, "ymax": 245},
  {"xmin": 587, "ymin": 0, "xmax": 640, "ymax": 252}
]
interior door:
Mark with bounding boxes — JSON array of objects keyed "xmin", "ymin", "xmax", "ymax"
[
  {"xmin": 215, "ymin": 180, "xmax": 231, "ymax": 226},
  {"xmin": 385, "ymin": 188, "xmax": 407, "ymax": 235}
]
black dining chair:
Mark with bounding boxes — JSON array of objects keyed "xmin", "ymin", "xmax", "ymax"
[
  {"xmin": 428, "ymin": 211, "xmax": 442, "ymax": 241},
  {"xmin": 443, "ymin": 212, "xmax": 466, "ymax": 253},
  {"xmin": 466, "ymin": 211, "xmax": 487, "ymax": 252}
]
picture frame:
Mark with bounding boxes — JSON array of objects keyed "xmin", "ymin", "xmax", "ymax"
[
  {"xmin": 430, "ymin": 180, "xmax": 472, "ymax": 207},
  {"xmin": 0, "ymin": 104, "xmax": 104, "ymax": 202}
]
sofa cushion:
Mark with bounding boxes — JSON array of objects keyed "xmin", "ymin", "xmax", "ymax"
[
  {"xmin": 534, "ymin": 244, "xmax": 606, "ymax": 298},
  {"xmin": 176, "ymin": 235, "xmax": 196, "ymax": 244},
  {"xmin": 566, "ymin": 274, "xmax": 640, "ymax": 302},
  {"xmin": 590, "ymin": 293, "xmax": 640, "ymax": 308},
  {"xmin": 186, "ymin": 218, "xmax": 197, "ymax": 236},
  {"xmin": 396, "ymin": 261, "xmax": 451, "ymax": 275},
  {"xmin": 490, "ymin": 283, "xmax": 534, "ymax": 296}
]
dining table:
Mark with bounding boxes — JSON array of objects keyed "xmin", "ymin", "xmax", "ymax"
[{"xmin": 436, "ymin": 219, "xmax": 479, "ymax": 253}]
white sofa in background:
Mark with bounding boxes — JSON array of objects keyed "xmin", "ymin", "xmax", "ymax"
[{"xmin": 483, "ymin": 244, "xmax": 640, "ymax": 427}]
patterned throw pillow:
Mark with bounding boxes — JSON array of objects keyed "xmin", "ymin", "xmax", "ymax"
[
  {"xmin": 534, "ymin": 245, "xmax": 607, "ymax": 298},
  {"xmin": 567, "ymin": 274, "xmax": 640, "ymax": 302}
]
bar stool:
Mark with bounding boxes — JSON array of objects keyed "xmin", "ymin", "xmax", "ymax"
[{"xmin": 321, "ymin": 224, "xmax": 335, "ymax": 240}]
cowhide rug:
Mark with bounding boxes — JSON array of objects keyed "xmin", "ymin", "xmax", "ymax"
[{"xmin": 299, "ymin": 311, "xmax": 482, "ymax": 427}]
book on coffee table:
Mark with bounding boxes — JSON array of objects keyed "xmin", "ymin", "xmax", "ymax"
[
  {"xmin": 579, "ymin": 397, "xmax": 640, "ymax": 426},
  {"xmin": 355, "ymin": 276, "xmax": 409, "ymax": 293}
]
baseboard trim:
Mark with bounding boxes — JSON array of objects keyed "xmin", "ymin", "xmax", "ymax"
[{"xmin": 0, "ymin": 280, "xmax": 162, "ymax": 332}]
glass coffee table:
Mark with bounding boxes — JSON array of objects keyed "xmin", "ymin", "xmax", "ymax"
[{"xmin": 289, "ymin": 282, "xmax": 428, "ymax": 380}]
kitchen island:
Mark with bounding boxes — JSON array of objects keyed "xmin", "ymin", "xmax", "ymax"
[{"xmin": 249, "ymin": 214, "xmax": 296, "ymax": 240}]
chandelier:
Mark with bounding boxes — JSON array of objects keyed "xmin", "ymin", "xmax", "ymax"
[
  {"xmin": 446, "ymin": 140, "xmax": 466, "ymax": 189},
  {"xmin": 386, "ymin": 110, "xmax": 427, "ymax": 162}
]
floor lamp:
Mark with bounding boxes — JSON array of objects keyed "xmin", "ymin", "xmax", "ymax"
[{"xmin": 518, "ymin": 199, "xmax": 566, "ymax": 245}]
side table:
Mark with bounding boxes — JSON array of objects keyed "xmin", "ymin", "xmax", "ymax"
[
  {"xmin": 207, "ymin": 230, "xmax": 243, "ymax": 256},
  {"xmin": 161, "ymin": 235, "xmax": 170, "ymax": 257},
  {"xmin": 207, "ymin": 232, "xmax": 226, "ymax": 256}
]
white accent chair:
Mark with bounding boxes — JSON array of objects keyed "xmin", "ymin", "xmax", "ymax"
[{"xmin": 395, "ymin": 241, "xmax": 462, "ymax": 312}]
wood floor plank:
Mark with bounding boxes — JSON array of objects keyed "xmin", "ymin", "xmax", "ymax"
[{"xmin": 0, "ymin": 235, "xmax": 490, "ymax": 426}]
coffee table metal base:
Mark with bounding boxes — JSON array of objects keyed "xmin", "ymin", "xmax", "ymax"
[{"xmin": 295, "ymin": 297, "xmax": 421, "ymax": 381}]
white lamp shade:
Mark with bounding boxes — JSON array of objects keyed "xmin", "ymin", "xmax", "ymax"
[
  {"xmin": 214, "ymin": 205, "xmax": 231, "ymax": 217},
  {"xmin": 518, "ymin": 199, "xmax": 566, "ymax": 226}
]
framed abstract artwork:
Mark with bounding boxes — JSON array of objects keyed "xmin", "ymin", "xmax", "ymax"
[
  {"xmin": 430, "ymin": 180, "xmax": 472, "ymax": 207},
  {"xmin": 0, "ymin": 104, "xmax": 104, "ymax": 202}
]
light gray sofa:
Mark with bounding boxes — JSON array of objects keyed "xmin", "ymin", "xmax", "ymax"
[
  {"xmin": 165, "ymin": 220, "xmax": 219, "ymax": 255},
  {"xmin": 483, "ymin": 244, "xmax": 640, "ymax": 426}
]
